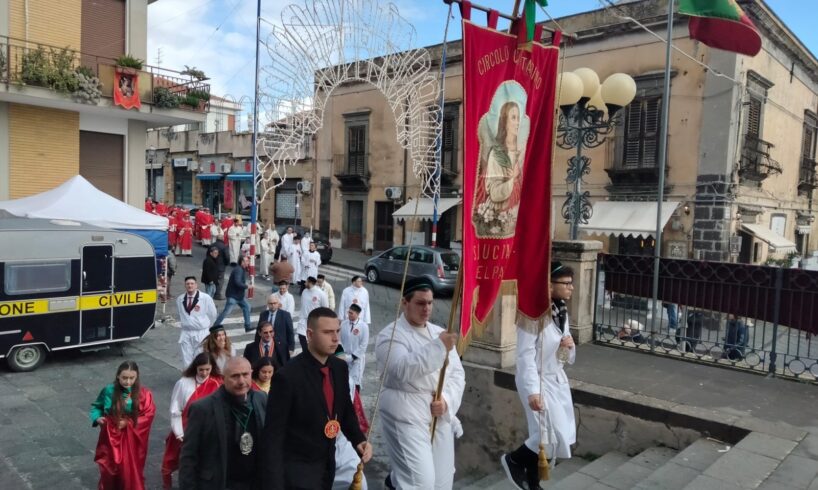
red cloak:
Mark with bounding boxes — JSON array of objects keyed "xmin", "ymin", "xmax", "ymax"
[
  {"xmin": 179, "ymin": 220, "xmax": 193, "ymax": 252},
  {"xmin": 160, "ymin": 376, "xmax": 222, "ymax": 484},
  {"xmin": 94, "ymin": 388, "xmax": 156, "ymax": 490}
]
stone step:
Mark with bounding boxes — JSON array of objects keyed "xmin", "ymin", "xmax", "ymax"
[
  {"xmin": 635, "ymin": 438, "xmax": 729, "ymax": 490},
  {"xmin": 551, "ymin": 451, "xmax": 631, "ymax": 490},
  {"xmin": 593, "ymin": 446, "xmax": 678, "ymax": 490},
  {"xmin": 455, "ymin": 454, "xmax": 591, "ymax": 489}
]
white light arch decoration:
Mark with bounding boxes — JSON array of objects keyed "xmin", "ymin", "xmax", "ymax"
[{"xmin": 258, "ymin": 0, "xmax": 442, "ymax": 202}]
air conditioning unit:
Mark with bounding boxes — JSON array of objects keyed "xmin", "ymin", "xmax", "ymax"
[
  {"xmin": 219, "ymin": 163, "xmax": 232, "ymax": 174},
  {"xmin": 296, "ymin": 181, "xmax": 313, "ymax": 194},
  {"xmin": 187, "ymin": 161, "xmax": 199, "ymax": 172},
  {"xmin": 385, "ymin": 187, "xmax": 402, "ymax": 200}
]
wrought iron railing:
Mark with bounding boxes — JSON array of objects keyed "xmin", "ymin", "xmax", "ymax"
[
  {"xmin": 0, "ymin": 35, "xmax": 209, "ymax": 112},
  {"xmin": 738, "ymin": 134, "xmax": 782, "ymax": 182},
  {"xmin": 798, "ymin": 157, "xmax": 817, "ymax": 191},
  {"xmin": 594, "ymin": 254, "xmax": 818, "ymax": 383}
]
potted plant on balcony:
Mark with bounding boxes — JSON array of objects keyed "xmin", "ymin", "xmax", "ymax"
[
  {"xmin": 72, "ymin": 66, "xmax": 103, "ymax": 104},
  {"xmin": 114, "ymin": 54, "xmax": 144, "ymax": 75},
  {"xmin": 153, "ymin": 87, "xmax": 181, "ymax": 109},
  {"xmin": 181, "ymin": 65, "xmax": 207, "ymax": 80}
]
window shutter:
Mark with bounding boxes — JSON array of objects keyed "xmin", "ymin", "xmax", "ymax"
[
  {"xmin": 347, "ymin": 126, "xmax": 366, "ymax": 175},
  {"xmin": 746, "ymin": 97, "xmax": 762, "ymax": 137},
  {"xmin": 623, "ymin": 101, "xmax": 643, "ymax": 168},
  {"xmin": 642, "ymin": 97, "xmax": 662, "ymax": 168}
]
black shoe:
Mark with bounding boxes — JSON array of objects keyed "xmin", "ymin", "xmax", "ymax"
[
  {"xmin": 384, "ymin": 474, "xmax": 396, "ymax": 490},
  {"xmin": 501, "ymin": 454, "xmax": 528, "ymax": 490}
]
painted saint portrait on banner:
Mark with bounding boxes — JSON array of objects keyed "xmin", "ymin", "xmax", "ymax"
[{"xmin": 472, "ymin": 80, "xmax": 530, "ymax": 239}]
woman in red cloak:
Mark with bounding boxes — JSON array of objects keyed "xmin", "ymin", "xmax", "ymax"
[
  {"xmin": 90, "ymin": 360, "xmax": 156, "ymax": 490},
  {"xmin": 160, "ymin": 352, "xmax": 223, "ymax": 489}
]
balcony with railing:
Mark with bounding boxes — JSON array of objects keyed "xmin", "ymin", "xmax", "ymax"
[
  {"xmin": 738, "ymin": 134, "xmax": 782, "ymax": 182},
  {"xmin": 798, "ymin": 157, "xmax": 817, "ymax": 194},
  {"xmin": 0, "ymin": 35, "xmax": 208, "ymax": 126},
  {"xmin": 333, "ymin": 153, "xmax": 370, "ymax": 192}
]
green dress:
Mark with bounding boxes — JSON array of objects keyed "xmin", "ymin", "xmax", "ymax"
[{"xmin": 89, "ymin": 383, "xmax": 133, "ymax": 425}]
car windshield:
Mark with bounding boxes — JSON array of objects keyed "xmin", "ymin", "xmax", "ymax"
[{"xmin": 440, "ymin": 252, "xmax": 460, "ymax": 270}]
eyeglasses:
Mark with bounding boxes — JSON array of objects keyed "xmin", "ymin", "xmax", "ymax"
[{"xmin": 551, "ymin": 281, "xmax": 574, "ymax": 286}]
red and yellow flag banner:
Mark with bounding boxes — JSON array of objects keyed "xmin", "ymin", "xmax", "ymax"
[
  {"xmin": 113, "ymin": 69, "xmax": 141, "ymax": 110},
  {"xmin": 679, "ymin": 0, "xmax": 761, "ymax": 56},
  {"xmin": 460, "ymin": 20, "xmax": 559, "ymax": 343}
]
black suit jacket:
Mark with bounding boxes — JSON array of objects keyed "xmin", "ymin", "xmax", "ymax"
[
  {"xmin": 261, "ymin": 353, "xmax": 365, "ymax": 489},
  {"xmin": 257, "ymin": 309, "xmax": 295, "ymax": 362},
  {"xmin": 243, "ymin": 339, "xmax": 284, "ymax": 370},
  {"xmin": 179, "ymin": 387, "xmax": 267, "ymax": 490}
]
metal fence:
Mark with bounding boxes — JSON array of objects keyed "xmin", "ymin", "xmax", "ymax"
[{"xmin": 594, "ymin": 254, "xmax": 818, "ymax": 383}]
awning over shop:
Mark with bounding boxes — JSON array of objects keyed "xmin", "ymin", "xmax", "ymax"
[
  {"xmin": 226, "ymin": 173, "xmax": 253, "ymax": 181},
  {"xmin": 196, "ymin": 173, "xmax": 223, "ymax": 181},
  {"xmin": 579, "ymin": 201, "xmax": 680, "ymax": 238},
  {"xmin": 741, "ymin": 223, "xmax": 797, "ymax": 253},
  {"xmin": 392, "ymin": 197, "xmax": 461, "ymax": 222}
]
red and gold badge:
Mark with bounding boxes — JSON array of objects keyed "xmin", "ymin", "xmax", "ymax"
[{"xmin": 324, "ymin": 419, "xmax": 340, "ymax": 439}]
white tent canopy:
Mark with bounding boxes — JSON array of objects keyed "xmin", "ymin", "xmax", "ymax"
[
  {"xmin": 579, "ymin": 201, "xmax": 680, "ymax": 238},
  {"xmin": 0, "ymin": 175, "xmax": 168, "ymax": 230},
  {"xmin": 392, "ymin": 197, "xmax": 461, "ymax": 222}
]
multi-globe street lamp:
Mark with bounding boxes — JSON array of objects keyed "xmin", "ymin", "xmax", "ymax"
[{"xmin": 556, "ymin": 68, "xmax": 637, "ymax": 240}]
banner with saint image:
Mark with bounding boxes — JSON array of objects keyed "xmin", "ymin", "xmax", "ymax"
[{"xmin": 460, "ymin": 20, "xmax": 559, "ymax": 343}]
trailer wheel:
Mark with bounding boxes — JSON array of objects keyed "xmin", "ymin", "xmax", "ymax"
[{"xmin": 7, "ymin": 344, "xmax": 46, "ymax": 372}]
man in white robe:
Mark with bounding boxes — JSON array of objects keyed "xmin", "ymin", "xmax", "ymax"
[
  {"xmin": 376, "ymin": 277, "xmax": 465, "ymax": 490},
  {"xmin": 302, "ymin": 241, "xmax": 322, "ymax": 282},
  {"xmin": 279, "ymin": 226, "xmax": 294, "ymax": 260},
  {"xmin": 266, "ymin": 224, "xmax": 280, "ymax": 258},
  {"xmin": 502, "ymin": 262, "xmax": 577, "ymax": 490},
  {"xmin": 282, "ymin": 237, "xmax": 302, "ymax": 287},
  {"xmin": 227, "ymin": 219, "xmax": 244, "ymax": 265},
  {"xmin": 339, "ymin": 303, "xmax": 368, "ymax": 392},
  {"xmin": 273, "ymin": 282, "xmax": 296, "ymax": 316},
  {"xmin": 298, "ymin": 276, "xmax": 328, "ymax": 353},
  {"xmin": 337, "ymin": 276, "xmax": 371, "ymax": 325},
  {"xmin": 333, "ymin": 354, "xmax": 369, "ymax": 490},
  {"xmin": 317, "ymin": 274, "xmax": 336, "ymax": 311},
  {"xmin": 176, "ymin": 276, "xmax": 218, "ymax": 367},
  {"xmin": 260, "ymin": 235, "xmax": 274, "ymax": 279}
]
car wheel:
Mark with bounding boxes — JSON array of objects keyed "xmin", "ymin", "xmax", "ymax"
[
  {"xmin": 7, "ymin": 344, "xmax": 47, "ymax": 372},
  {"xmin": 366, "ymin": 267, "xmax": 379, "ymax": 284}
]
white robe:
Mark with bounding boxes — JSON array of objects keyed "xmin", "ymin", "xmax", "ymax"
[
  {"xmin": 274, "ymin": 291, "xmax": 295, "ymax": 316},
  {"xmin": 280, "ymin": 232, "xmax": 293, "ymax": 258},
  {"xmin": 333, "ymin": 368, "xmax": 368, "ymax": 490},
  {"xmin": 227, "ymin": 225, "xmax": 243, "ymax": 264},
  {"xmin": 338, "ymin": 286, "xmax": 371, "ymax": 325},
  {"xmin": 260, "ymin": 237, "xmax": 273, "ymax": 277},
  {"xmin": 320, "ymin": 282, "xmax": 336, "ymax": 311},
  {"xmin": 298, "ymin": 287, "xmax": 328, "ymax": 337},
  {"xmin": 282, "ymin": 243, "xmax": 302, "ymax": 282},
  {"xmin": 169, "ymin": 376, "xmax": 197, "ymax": 438},
  {"xmin": 176, "ymin": 291, "xmax": 218, "ymax": 368},
  {"xmin": 266, "ymin": 228, "xmax": 280, "ymax": 255},
  {"xmin": 515, "ymin": 316, "xmax": 576, "ymax": 459},
  {"xmin": 302, "ymin": 250, "xmax": 322, "ymax": 281},
  {"xmin": 340, "ymin": 318, "xmax": 368, "ymax": 388},
  {"xmin": 376, "ymin": 314, "xmax": 465, "ymax": 490}
]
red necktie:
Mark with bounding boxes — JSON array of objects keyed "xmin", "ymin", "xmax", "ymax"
[{"xmin": 320, "ymin": 366, "xmax": 334, "ymax": 415}]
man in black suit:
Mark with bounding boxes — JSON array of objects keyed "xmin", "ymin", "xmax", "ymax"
[
  {"xmin": 257, "ymin": 294, "xmax": 295, "ymax": 363},
  {"xmin": 179, "ymin": 357, "xmax": 267, "ymax": 490},
  {"xmin": 243, "ymin": 321, "xmax": 284, "ymax": 369},
  {"xmin": 262, "ymin": 307, "xmax": 372, "ymax": 489}
]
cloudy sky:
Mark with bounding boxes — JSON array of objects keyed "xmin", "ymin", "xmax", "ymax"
[{"xmin": 147, "ymin": 0, "xmax": 815, "ymax": 121}]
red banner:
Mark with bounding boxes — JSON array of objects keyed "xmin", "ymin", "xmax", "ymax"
[
  {"xmin": 460, "ymin": 21, "xmax": 559, "ymax": 342},
  {"xmin": 113, "ymin": 69, "xmax": 141, "ymax": 110},
  {"xmin": 223, "ymin": 180, "xmax": 234, "ymax": 210}
]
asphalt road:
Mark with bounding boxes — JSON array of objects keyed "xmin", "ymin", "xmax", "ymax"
[{"xmin": 0, "ymin": 244, "xmax": 455, "ymax": 489}]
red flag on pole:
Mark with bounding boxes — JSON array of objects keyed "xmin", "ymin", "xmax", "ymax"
[
  {"xmin": 460, "ymin": 20, "xmax": 559, "ymax": 346},
  {"xmin": 680, "ymin": 0, "xmax": 761, "ymax": 56}
]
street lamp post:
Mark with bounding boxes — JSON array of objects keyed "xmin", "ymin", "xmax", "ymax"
[
  {"xmin": 148, "ymin": 145, "xmax": 156, "ymax": 200},
  {"xmin": 556, "ymin": 69, "xmax": 636, "ymax": 240}
]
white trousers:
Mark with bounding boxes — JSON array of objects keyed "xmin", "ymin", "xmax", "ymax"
[
  {"xmin": 179, "ymin": 329, "xmax": 209, "ymax": 368},
  {"xmin": 380, "ymin": 413, "xmax": 455, "ymax": 490}
]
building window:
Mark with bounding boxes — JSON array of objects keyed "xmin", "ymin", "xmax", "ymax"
[
  {"xmin": 275, "ymin": 179, "xmax": 301, "ymax": 225},
  {"xmin": 442, "ymin": 104, "xmax": 459, "ymax": 175},
  {"xmin": 622, "ymin": 96, "xmax": 662, "ymax": 169},
  {"xmin": 799, "ymin": 111, "xmax": 818, "ymax": 197},
  {"xmin": 740, "ymin": 72, "xmax": 777, "ymax": 185},
  {"xmin": 347, "ymin": 125, "xmax": 366, "ymax": 176}
]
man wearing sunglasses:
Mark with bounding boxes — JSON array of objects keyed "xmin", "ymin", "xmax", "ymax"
[{"xmin": 502, "ymin": 261, "xmax": 577, "ymax": 490}]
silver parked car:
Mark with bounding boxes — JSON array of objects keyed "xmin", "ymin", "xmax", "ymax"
[{"xmin": 365, "ymin": 245, "xmax": 460, "ymax": 296}]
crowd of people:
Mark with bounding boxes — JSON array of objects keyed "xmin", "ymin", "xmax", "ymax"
[{"xmin": 95, "ymin": 205, "xmax": 580, "ymax": 490}]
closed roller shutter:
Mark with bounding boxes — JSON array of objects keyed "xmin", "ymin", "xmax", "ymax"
[
  {"xmin": 81, "ymin": 0, "xmax": 125, "ymax": 66},
  {"xmin": 80, "ymin": 131, "xmax": 124, "ymax": 199}
]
